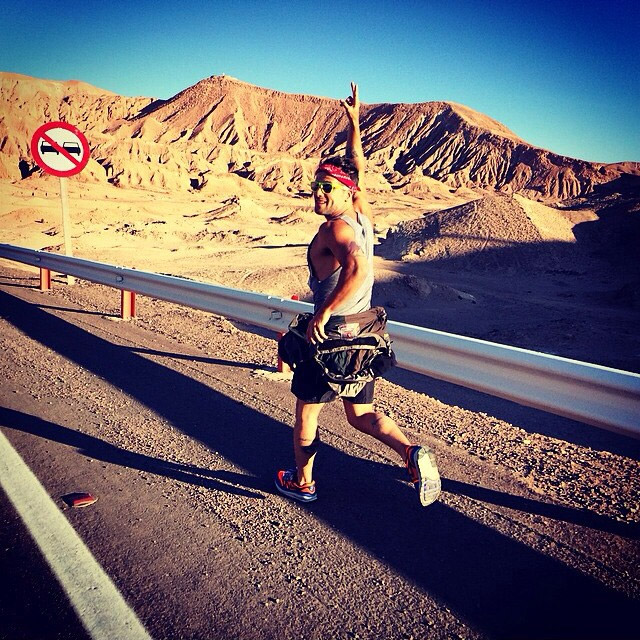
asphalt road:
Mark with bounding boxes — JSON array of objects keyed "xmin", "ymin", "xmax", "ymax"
[{"xmin": 1, "ymin": 267, "xmax": 638, "ymax": 640}]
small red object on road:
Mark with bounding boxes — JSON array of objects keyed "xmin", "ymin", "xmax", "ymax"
[{"xmin": 62, "ymin": 492, "xmax": 98, "ymax": 508}]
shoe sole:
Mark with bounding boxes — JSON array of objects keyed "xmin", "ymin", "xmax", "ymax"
[
  {"xmin": 413, "ymin": 447, "xmax": 441, "ymax": 507},
  {"xmin": 274, "ymin": 480, "xmax": 317, "ymax": 503}
]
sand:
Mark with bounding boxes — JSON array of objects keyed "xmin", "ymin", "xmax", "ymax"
[{"xmin": 1, "ymin": 172, "xmax": 639, "ymax": 375}]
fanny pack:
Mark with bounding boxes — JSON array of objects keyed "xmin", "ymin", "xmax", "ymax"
[{"xmin": 278, "ymin": 306, "xmax": 396, "ymax": 397}]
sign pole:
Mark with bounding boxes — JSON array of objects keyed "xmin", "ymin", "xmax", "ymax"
[
  {"xmin": 30, "ymin": 121, "xmax": 90, "ymax": 287},
  {"xmin": 59, "ymin": 177, "xmax": 75, "ymax": 285}
]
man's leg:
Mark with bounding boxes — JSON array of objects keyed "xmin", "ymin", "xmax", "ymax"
[
  {"xmin": 343, "ymin": 399, "xmax": 441, "ymax": 506},
  {"xmin": 342, "ymin": 401, "xmax": 409, "ymax": 459},
  {"xmin": 294, "ymin": 399, "xmax": 324, "ymax": 485}
]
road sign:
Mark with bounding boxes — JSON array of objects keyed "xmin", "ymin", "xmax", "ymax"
[{"xmin": 30, "ymin": 121, "xmax": 90, "ymax": 177}]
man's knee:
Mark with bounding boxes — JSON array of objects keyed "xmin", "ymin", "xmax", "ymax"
[
  {"xmin": 347, "ymin": 411, "xmax": 382, "ymax": 429},
  {"xmin": 348, "ymin": 410, "xmax": 383, "ymax": 430}
]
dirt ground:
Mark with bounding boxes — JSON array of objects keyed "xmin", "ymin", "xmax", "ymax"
[
  {"xmin": 2, "ymin": 177, "xmax": 639, "ymax": 375},
  {"xmin": 0, "ymin": 264, "xmax": 639, "ymax": 639}
]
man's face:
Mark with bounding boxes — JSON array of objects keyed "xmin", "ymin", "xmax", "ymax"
[{"xmin": 312, "ymin": 171, "xmax": 352, "ymax": 217}]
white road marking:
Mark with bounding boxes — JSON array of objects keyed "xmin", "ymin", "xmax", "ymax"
[{"xmin": 0, "ymin": 430, "xmax": 152, "ymax": 640}]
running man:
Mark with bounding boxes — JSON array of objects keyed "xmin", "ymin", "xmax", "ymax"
[{"xmin": 275, "ymin": 83, "xmax": 441, "ymax": 506}]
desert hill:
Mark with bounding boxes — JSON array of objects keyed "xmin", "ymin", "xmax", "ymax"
[
  {"xmin": 379, "ymin": 193, "xmax": 581, "ymax": 270},
  {"xmin": 0, "ymin": 72, "xmax": 151, "ymax": 182},
  {"xmin": 1, "ymin": 72, "xmax": 638, "ymax": 200}
]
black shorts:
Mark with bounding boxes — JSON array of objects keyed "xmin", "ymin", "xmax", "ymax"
[{"xmin": 291, "ymin": 359, "xmax": 375, "ymax": 404}]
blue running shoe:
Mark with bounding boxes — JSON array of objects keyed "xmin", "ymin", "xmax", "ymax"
[
  {"xmin": 275, "ymin": 469, "xmax": 317, "ymax": 503},
  {"xmin": 405, "ymin": 445, "xmax": 441, "ymax": 506}
]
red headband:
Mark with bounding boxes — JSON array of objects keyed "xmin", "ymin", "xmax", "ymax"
[{"xmin": 317, "ymin": 163, "xmax": 360, "ymax": 191}]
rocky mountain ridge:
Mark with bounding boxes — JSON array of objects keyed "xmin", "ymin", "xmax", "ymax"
[{"xmin": 1, "ymin": 72, "xmax": 638, "ymax": 200}]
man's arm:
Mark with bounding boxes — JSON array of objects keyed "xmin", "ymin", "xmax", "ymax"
[
  {"xmin": 340, "ymin": 82, "xmax": 365, "ymax": 180},
  {"xmin": 306, "ymin": 220, "xmax": 367, "ymax": 344},
  {"xmin": 341, "ymin": 82, "xmax": 371, "ymax": 217},
  {"xmin": 341, "ymin": 82, "xmax": 365, "ymax": 176}
]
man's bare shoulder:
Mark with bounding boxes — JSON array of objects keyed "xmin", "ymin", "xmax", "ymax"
[
  {"xmin": 318, "ymin": 217, "xmax": 355, "ymax": 243},
  {"xmin": 319, "ymin": 217, "xmax": 351, "ymax": 235}
]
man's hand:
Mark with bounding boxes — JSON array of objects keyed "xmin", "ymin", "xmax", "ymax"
[
  {"xmin": 340, "ymin": 82, "xmax": 359, "ymax": 123},
  {"xmin": 306, "ymin": 308, "xmax": 331, "ymax": 344}
]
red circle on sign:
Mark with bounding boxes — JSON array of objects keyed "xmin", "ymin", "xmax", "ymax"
[{"xmin": 30, "ymin": 121, "xmax": 90, "ymax": 177}]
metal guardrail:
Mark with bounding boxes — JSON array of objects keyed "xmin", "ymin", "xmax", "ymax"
[{"xmin": 1, "ymin": 243, "xmax": 639, "ymax": 438}]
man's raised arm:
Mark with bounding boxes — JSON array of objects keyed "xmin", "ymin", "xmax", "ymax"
[
  {"xmin": 340, "ymin": 82, "xmax": 371, "ymax": 216},
  {"xmin": 341, "ymin": 82, "xmax": 365, "ymax": 175}
]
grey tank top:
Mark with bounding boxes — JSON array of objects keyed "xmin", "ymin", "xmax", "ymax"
[{"xmin": 307, "ymin": 212, "xmax": 374, "ymax": 315}]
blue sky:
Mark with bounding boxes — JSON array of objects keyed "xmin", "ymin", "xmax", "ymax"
[{"xmin": 3, "ymin": 0, "xmax": 639, "ymax": 163}]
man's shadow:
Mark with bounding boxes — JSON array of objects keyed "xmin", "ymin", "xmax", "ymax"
[
  {"xmin": 1, "ymin": 289, "xmax": 638, "ymax": 640},
  {"xmin": 0, "ymin": 407, "xmax": 264, "ymax": 499}
]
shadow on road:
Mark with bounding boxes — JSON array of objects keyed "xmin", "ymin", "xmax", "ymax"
[
  {"xmin": 129, "ymin": 345, "xmax": 273, "ymax": 371},
  {"xmin": 0, "ymin": 275, "xmax": 41, "ymax": 290},
  {"xmin": 0, "ymin": 407, "xmax": 265, "ymax": 500},
  {"xmin": 1, "ymin": 289, "xmax": 638, "ymax": 640},
  {"xmin": 444, "ymin": 478, "xmax": 639, "ymax": 540}
]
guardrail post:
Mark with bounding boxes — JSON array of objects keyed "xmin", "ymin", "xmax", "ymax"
[
  {"xmin": 120, "ymin": 290, "xmax": 136, "ymax": 320},
  {"xmin": 277, "ymin": 295, "xmax": 299, "ymax": 373},
  {"xmin": 39, "ymin": 268, "xmax": 51, "ymax": 292}
]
